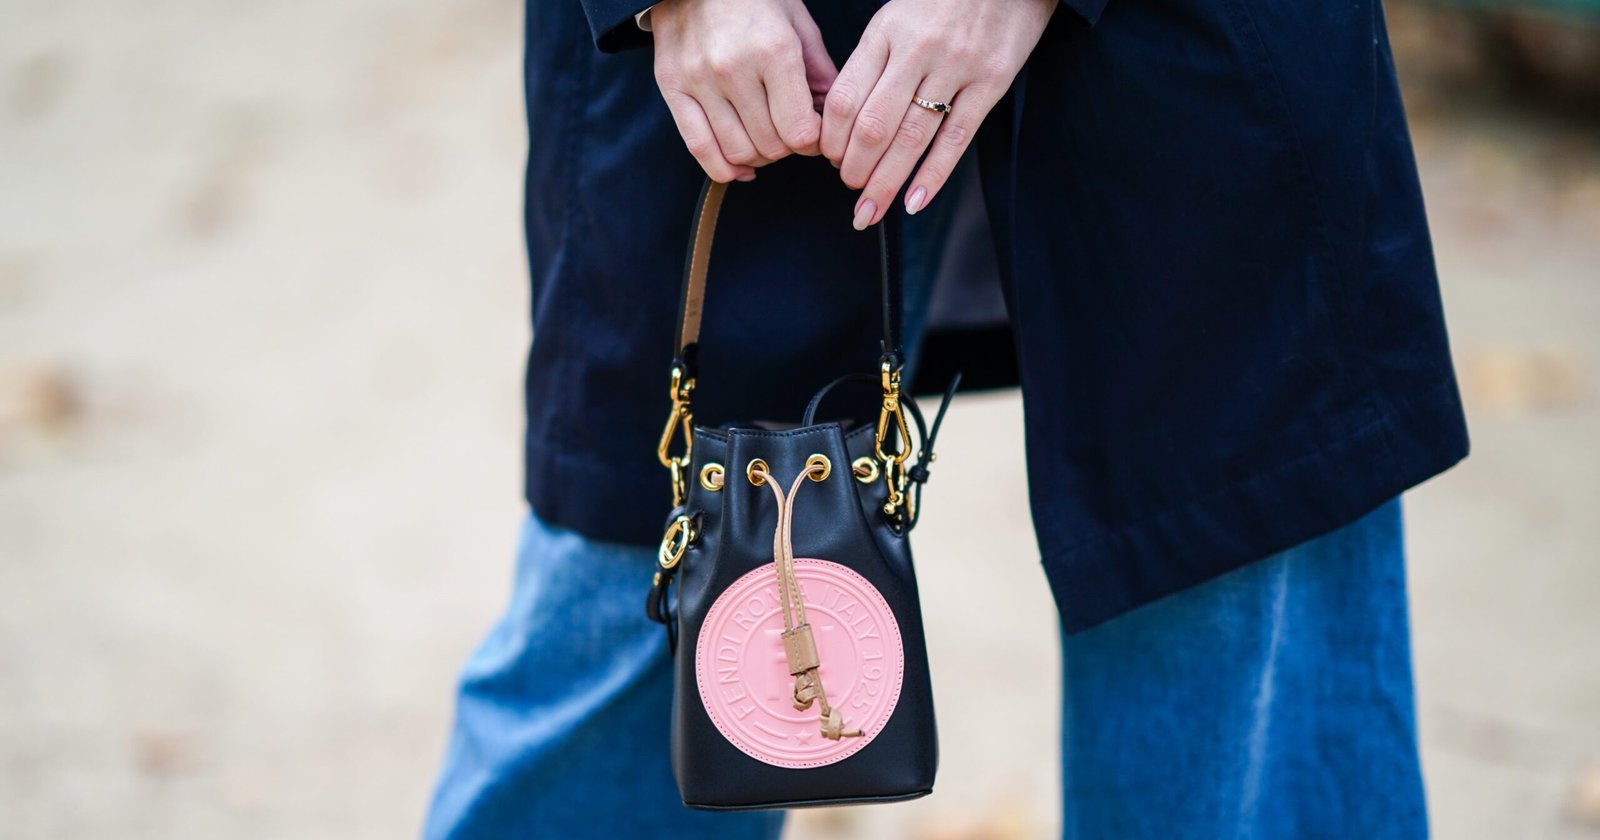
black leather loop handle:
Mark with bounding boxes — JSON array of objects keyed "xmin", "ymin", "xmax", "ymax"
[{"xmin": 670, "ymin": 178, "xmax": 902, "ymax": 379}]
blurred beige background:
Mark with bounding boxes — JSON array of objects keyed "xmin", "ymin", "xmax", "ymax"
[{"xmin": 2, "ymin": 0, "xmax": 1597, "ymax": 837}]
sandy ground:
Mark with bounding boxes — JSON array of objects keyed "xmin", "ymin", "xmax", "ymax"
[{"xmin": 2, "ymin": 0, "xmax": 1597, "ymax": 837}]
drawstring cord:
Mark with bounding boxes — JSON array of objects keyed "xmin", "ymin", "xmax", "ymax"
[{"xmin": 750, "ymin": 460, "xmax": 863, "ymax": 741}]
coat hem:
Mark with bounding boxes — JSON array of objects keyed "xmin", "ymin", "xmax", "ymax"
[{"xmin": 1043, "ymin": 377, "xmax": 1468, "ymax": 634}]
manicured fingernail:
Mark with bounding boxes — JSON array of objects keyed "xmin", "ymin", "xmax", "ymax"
[
  {"xmin": 735, "ymin": 171, "xmax": 756, "ymax": 182},
  {"xmin": 906, "ymin": 186, "xmax": 927, "ymax": 215},
  {"xmin": 852, "ymin": 199, "xmax": 876, "ymax": 231}
]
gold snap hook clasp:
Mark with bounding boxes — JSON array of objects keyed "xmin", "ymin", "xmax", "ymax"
[
  {"xmin": 874, "ymin": 359, "xmax": 913, "ymax": 516},
  {"xmin": 657, "ymin": 365, "xmax": 696, "ymax": 505}
]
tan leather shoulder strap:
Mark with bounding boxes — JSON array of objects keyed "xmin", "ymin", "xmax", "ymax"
[{"xmin": 676, "ymin": 179, "xmax": 726, "ymax": 354}]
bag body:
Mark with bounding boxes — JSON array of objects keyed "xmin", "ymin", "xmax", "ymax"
[
  {"xmin": 647, "ymin": 179, "xmax": 948, "ymax": 810},
  {"xmin": 669, "ymin": 423, "xmax": 938, "ymax": 809}
]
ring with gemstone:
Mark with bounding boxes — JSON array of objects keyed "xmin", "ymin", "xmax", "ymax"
[{"xmin": 910, "ymin": 95, "xmax": 951, "ymax": 115}]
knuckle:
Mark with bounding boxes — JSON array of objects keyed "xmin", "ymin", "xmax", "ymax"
[
  {"xmin": 909, "ymin": 32, "xmax": 944, "ymax": 56},
  {"xmin": 679, "ymin": 62, "xmax": 711, "ymax": 87},
  {"xmin": 755, "ymin": 139, "xmax": 788, "ymax": 160},
  {"xmin": 752, "ymin": 38, "xmax": 789, "ymax": 63},
  {"xmin": 785, "ymin": 118, "xmax": 820, "ymax": 149},
  {"xmin": 706, "ymin": 52, "xmax": 740, "ymax": 79},
  {"xmin": 947, "ymin": 38, "xmax": 976, "ymax": 65},
  {"xmin": 940, "ymin": 119, "xmax": 971, "ymax": 149},
  {"xmin": 683, "ymin": 137, "xmax": 716, "ymax": 161},
  {"xmin": 725, "ymin": 146, "xmax": 760, "ymax": 166},
  {"xmin": 824, "ymin": 86, "xmax": 857, "ymax": 119},
  {"xmin": 979, "ymin": 55, "xmax": 1012, "ymax": 81},
  {"xmin": 896, "ymin": 118, "xmax": 932, "ymax": 148},
  {"xmin": 855, "ymin": 112, "xmax": 891, "ymax": 146}
]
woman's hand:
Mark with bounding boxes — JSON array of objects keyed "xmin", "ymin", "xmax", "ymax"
[
  {"xmin": 651, "ymin": 0, "xmax": 840, "ymax": 183},
  {"xmin": 820, "ymin": 0, "xmax": 1056, "ymax": 228}
]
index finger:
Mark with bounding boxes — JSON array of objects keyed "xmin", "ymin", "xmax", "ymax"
[
  {"xmin": 763, "ymin": 49, "xmax": 823, "ymax": 156},
  {"xmin": 819, "ymin": 29, "xmax": 888, "ymax": 164},
  {"xmin": 661, "ymin": 89, "xmax": 757, "ymax": 183}
]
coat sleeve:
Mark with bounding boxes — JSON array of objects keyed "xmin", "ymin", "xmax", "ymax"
[
  {"xmin": 580, "ymin": 0, "xmax": 656, "ymax": 52},
  {"xmin": 583, "ymin": 0, "xmax": 1106, "ymax": 53}
]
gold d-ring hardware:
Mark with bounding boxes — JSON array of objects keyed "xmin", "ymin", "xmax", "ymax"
[
  {"xmin": 851, "ymin": 456, "xmax": 879, "ymax": 484},
  {"xmin": 657, "ymin": 366, "xmax": 695, "ymax": 505},
  {"xmin": 874, "ymin": 359, "xmax": 913, "ymax": 516},
  {"xmin": 746, "ymin": 459, "xmax": 770, "ymax": 486},
  {"xmin": 805, "ymin": 454, "xmax": 831, "ymax": 481},
  {"xmin": 699, "ymin": 462, "xmax": 724, "ymax": 491},
  {"xmin": 659, "ymin": 514, "xmax": 694, "ymax": 569}
]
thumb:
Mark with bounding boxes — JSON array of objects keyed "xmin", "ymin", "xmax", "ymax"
[{"xmin": 792, "ymin": 12, "xmax": 839, "ymax": 112}]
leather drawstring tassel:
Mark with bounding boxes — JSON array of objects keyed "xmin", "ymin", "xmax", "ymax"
[{"xmin": 751, "ymin": 462, "xmax": 864, "ymax": 741}]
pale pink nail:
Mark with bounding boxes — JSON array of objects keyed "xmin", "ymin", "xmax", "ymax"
[
  {"xmin": 853, "ymin": 199, "xmax": 876, "ymax": 231},
  {"xmin": 906, "ymin": 186, "xmax": 927, "ymax": 215}
]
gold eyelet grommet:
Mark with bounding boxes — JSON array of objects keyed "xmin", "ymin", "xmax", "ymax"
[
  {"xmin": 852, "ymin": 456, "xmax": 880, "ymax": 484},
  {"xmin": 806, "ymin": 453, "xmax": 831, "ymax": 482},
  {"xmin": 659, "ymin": 514, "xmax": 693, "ymax": 569},
  {"xmin": 746, "ymin": 458, "xmax": 770, "ymax": 486},
  {"xmin": 699, "ymin": 462, "xmax": 725, "ymax": 491}
]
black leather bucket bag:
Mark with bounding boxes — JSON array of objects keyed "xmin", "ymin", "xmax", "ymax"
[{"xmin": 646, "ymin": 179, "xmax": 956, "ymax": 811}]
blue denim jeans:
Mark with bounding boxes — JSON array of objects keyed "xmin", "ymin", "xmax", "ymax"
[
  {"xmin": 1058, "ymin": 498, "xmax": 1426, "ymax": 839},
  {"xmin": 423, "ymin": 499, "xmax": 1425, "ymax": 839}
]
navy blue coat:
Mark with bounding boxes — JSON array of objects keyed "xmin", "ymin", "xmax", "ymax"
[{"xmin": 521, "ymin": 0, "xmax": 1469, "ymax": 630}]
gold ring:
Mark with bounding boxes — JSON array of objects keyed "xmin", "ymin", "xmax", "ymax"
[{"xmin": 911, "ymin": 95, "xmax": 951, "ymax": 115}]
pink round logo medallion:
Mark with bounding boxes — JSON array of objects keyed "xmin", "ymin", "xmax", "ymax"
[{"xmin": 695, "ymin": 558, "xmax": 904, "ymax": 768}]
